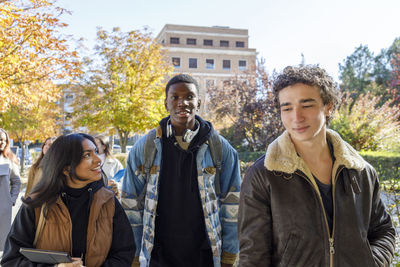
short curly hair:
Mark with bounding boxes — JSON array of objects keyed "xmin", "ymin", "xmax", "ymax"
[{"xmin": 272, "ymin": 65, "xmax": 340, "ymax": 124}]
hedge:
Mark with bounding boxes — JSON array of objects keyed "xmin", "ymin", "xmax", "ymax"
[
  {"xmin": 359, "ymin": 151, "xmax": 400, "ymax": 181},
  {"xmin": 115, "ymin": 150, "xmax": 399, "ymax": 181},
  {"xmin": 238, "ymin": 151, "xmax": 265, "ymax": 163},
  {"xmin": 239, "ymin": 151, "xmax": 400, "ymax": 181}
]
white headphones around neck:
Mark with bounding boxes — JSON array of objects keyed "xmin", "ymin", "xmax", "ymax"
[{"xmin": 166, "ymin": 119, "xmax": 200, "ymax": 143}]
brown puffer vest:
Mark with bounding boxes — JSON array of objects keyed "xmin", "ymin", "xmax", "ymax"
[{"xmin": 34, "ymin": 187, "xmax": 115, "ymax": 267}]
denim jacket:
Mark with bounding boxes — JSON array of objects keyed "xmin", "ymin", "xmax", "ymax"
[{"xmin": 121, "ymin": 126, "xmax": 241, "ymax": 267}]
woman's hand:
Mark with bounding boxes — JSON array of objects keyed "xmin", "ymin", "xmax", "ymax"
[
  {"xmin": 56, "ymin": 257, "xmax": 84, "ymax": 267},
  {"xmin": 107, "ymin": 179, "xmax": 120, "ymax": 198}
]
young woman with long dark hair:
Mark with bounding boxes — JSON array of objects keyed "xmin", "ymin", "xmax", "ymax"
[{"xmin": 1, "ymin": 133, "xmax": 135, "ymax": 266}]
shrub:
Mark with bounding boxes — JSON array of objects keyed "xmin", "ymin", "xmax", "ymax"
[
  {"xmin": 359, "ymin": 151, "xmax": 400, "ymax": 181},
  {"xmin": 239, "ymin": 151, "xmax": 265, "ymax": 163},
  {"xmin": 330, "ymin": 93, "xmax": 400, "ymax": 152}
]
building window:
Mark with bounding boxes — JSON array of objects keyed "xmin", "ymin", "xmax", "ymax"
[
  {"xmin": 206, "ymin": 59, "xmax": 214, "ymax": 69},
  {"xmin": 203, "ymin": 39, "xmax": 213, "ymax": 46},
  {"xmin": 238, "ymin": 60, "xmax": 247, "ymax": 70},
  {"xmin": 189, "ymin": 58, "xmax": 197, "ymax": 69},
  {"xmin": 236, "ymin": 41, "xmax": 245, "ymax": 47},
  {"xmin": 220, "ymin": 40, "xmax": 229, "ymax": 47},
  {"xmin": 223, "ymin": 60, "xmax": 231, "ymax": 70},
  {"xmin": 172, "ymin": 57, "xmax": 181, "ymax": 68},
  {"xmin": 170, "ymin": 37, "xmax": 179, "ymax": 44},
  {"xmin": 186, "ymin": 38, "xmax": 196, "ymax": 45}
]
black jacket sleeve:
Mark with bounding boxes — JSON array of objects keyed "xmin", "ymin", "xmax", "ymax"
[
  {"xmin": 238, "ymin": 158, "xmax": 273, "ymax": 267},
  {"xmin": 0, "ymin": 204, "xmax": 53, "ymax": 267},
  {"xmin": 367, "ymin": 169, "xmax": 396, "ymax": 267},
  {"xmin": 102, "ymin": 197, "xmax": 135, "ymax": 267}
]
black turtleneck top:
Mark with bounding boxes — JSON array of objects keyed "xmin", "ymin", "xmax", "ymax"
[{"xmin": 61, "ymin": 180, "xmax": 103, "ymax": 259}]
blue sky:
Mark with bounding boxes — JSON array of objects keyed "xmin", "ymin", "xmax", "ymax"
[{"xmin": 57, "ymin": 0, "xmax": 399, "ymax": 81}]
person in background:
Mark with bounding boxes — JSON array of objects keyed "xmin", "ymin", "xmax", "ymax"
[
  {"xmin": 94, "ymin": 135, "xmax": 123, "ymax": 180},
  {"xmin": 0, "ymin": 128, "xmax": 21, "ymax": 252},
  {"xmin": 238, "ymin": 65, "xmax": 395, "ymax": 266},
  {"xmin": 25, "ymin": 137, "xmax": 56, "ymax": 198},
  {"xmin": 1, "ymin": 133, "xmax": 135, "ymax": 266},
  {"xmin": 94, "ymin": 135, "xmax": 123, "ymax": 198}
]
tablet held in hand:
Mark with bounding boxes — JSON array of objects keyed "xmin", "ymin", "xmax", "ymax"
[{"xmin": 19, "ymin": 248, "xmax": 73, "ymax": 264}]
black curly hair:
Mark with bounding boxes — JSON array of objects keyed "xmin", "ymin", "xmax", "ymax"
[{"xmin": 272, "ymin": 65, "xmax": 340, "ymax": 124}]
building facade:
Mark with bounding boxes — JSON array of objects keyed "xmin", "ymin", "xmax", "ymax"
[{"xmin": 156, "ymin": 24, "xmax": 257, "ymax": 113}]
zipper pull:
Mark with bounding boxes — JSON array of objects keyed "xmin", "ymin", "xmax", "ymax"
[{"xmin": 329, "ymin": 238, "xmax": 335, "ymax": 254}]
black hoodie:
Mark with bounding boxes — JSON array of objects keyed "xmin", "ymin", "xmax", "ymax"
[{"xmin": 150, "ymin": 116, "xmax": 214, "ymax": 267}]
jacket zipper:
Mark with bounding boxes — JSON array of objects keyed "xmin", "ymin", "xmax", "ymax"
[{"xmin": 297, "ymin": 166, "xmax": 344, "ymax": 267}]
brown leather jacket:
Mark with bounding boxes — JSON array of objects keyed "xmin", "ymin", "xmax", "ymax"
[
  {"xmin": 238, "ymin": 130, "xmax": 396, "ymax": 267},
  {"xmin": 35, "ymin": 187, "xmax": 115, "ymax": 267}
]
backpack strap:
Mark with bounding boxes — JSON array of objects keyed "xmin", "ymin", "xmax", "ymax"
[
  {"xmin": 208, "ymin": 129, "xmax": 222, "ymax": 195},
  {"xmin": 136, "ymin": 128, "xmax": 158, "ymax": 207},
  {"xmin": 143, "ymin": 128, "xmax": 157, "ymax": 175}
]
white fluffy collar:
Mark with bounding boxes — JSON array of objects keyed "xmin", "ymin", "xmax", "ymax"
[{"xmin": 264, "ymin": 129, "xmax": 365, "ymax": 175}]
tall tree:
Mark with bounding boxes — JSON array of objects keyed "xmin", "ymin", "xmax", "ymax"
[
  {"xmin": 0, "ymin": 0, "xmax": 79, "ymax": 172},
  {"xmin": 388, "ymin": 51, "xmax": 400, "ymax": 107},
  {"xmin": 0, "ymin": 0, "xmax": 80, "ymax": 112},
  {"xmin": 0, "ymin": 80, "xmax": 61, "ymax": 172},
  {"xmin": 207, "ymin": 60, "xmax": 283, "ymax": 152},
  {"xmin": 339, "ymin": 45, "xmax": 374, "ymax": 98},
  {"xmin": 371, "ymin": 38, "xmax": 400, "ymax": 105},
  {"xmin": 72, "ymin": 27, "xmax": 173, "ymax": 152}
]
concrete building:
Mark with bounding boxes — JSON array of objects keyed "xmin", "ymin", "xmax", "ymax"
[{"xmin": 156, "ymin": 24, "xmax": 257, "ymax": 113}]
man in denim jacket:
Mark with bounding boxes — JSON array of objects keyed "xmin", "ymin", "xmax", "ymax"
[{"xmin": 122, "ymin": 74, "xmax": 241, "ymax": 267}]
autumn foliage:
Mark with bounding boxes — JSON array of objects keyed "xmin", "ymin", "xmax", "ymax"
[
  {"xmin": 330, "ymin": 93, "xmax": 400, "ymax": 152},
  {"xmin": 71, "ymin": 27, "xmax": 173, "ymax": 152},
  {"xmin": 0, "ymin": 0, "xmax": 80, "ymax": 111},
  {"xmin": 207, "ymin": 62, "xmax": 283, "ymax": 152},
  {"xmin": 0, "ymin": 0, "xmax": 80, "ymax": 171}
]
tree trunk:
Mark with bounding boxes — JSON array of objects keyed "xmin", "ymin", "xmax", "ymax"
[
  {"xmin": 117, "ymin": 129, "xmax": 129, "ymax": 153},
  {"xmin": 108, "ymin": 128, "xmax": 115, "ymax": 154},
  {"xmin": 20, "ymin": 141, "xmax": 26, "ymax": 175}
]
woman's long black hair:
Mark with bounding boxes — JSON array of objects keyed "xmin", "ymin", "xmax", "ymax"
[{"xmin": 23, "ymin": 133, "xmax": 96, "ymax": 211}]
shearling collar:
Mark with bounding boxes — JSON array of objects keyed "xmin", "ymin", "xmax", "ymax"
[{"xmin": 264, "ymin": 129, "xmax": 365, "ymax": 175}]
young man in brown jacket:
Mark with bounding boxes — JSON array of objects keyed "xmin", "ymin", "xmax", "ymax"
[{"xmin": 238, "ymin": 65, "xmax": 396, "ymax": 267}]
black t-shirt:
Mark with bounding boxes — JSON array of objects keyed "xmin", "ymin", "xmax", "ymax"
[
  {"xmin": 315, "ymin": 177, "xmax": 333, "ymax": 234},
  {"xmin": 313, "ymin": 140, "xmax": 336, "ymax": 234}
]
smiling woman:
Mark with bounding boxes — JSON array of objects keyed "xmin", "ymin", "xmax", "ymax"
[{"xmin": 1, "ymin": 133, "xmax": 135, "ymax": 267}]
